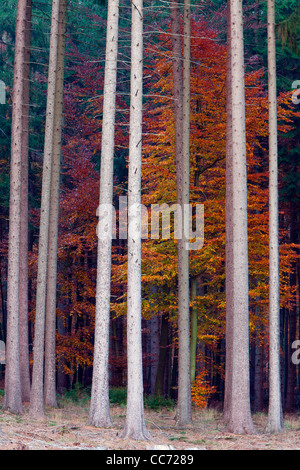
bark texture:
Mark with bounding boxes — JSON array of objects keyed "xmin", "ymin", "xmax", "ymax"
[
  {"xmin": 30, "ymin": 0, "xmax": 61, "ymax": 419},
  {"xmin": 44, "ymin": 0, "xmax": 67, "ymax": 408},
  {"xmin": 19, "ymin": 0, "xmax": 32, "ymax": 404},
  {"xmin": 225, "ymin": 0, "xmax": 256, "ymax": 434},
  {"xmin": 89, "ymin": 0, "xmax": 119, "ymax": 428},
  {"xmin": 121, "ymin": 0, "xmax": 151, "ymax": 440},
  {"xmin": 171, "ymin": 0, "xmax": 192, "ymax": 428},
  {"xmin": 223, "ymin": 0, "xmax": 233, "ymax": 423},
  {"xmin": 266, "ymin": 0, "xmax": 283, "ymax": 433},
  {"xmin": 4, "ymin": 0, "xmax": 28, "ymax": 415}
]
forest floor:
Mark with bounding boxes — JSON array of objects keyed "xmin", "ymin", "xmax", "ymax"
[{"xmin": 1, "ymin": 395, "xmax": 300, "ymax": 450}]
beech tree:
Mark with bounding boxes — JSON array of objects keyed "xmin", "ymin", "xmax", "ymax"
[
  {"xmin": 121, "ymin": 0, "xmax": 151, "ymax": 440},
  {"xmin": 88, "ymin": 0, "xmax": 119, "ymax": 428},
  {"xmin": 3, "ymin": 0, "xmax": 29, "ymax": 415},
  {"xmin": 266, "ymin": 0, "xmax": 283, "ymax": 433}
]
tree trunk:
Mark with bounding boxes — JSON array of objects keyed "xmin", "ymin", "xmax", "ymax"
[
  {"xmin": 285, "ymin": 207, "xmax": 297, "ymax": 412},
  {"xmin": 56, "ymin": 311, "xmax": 67, "ymax": 395},
  {"xmin": 171, "ymin": 0, "xmax": 192, "ymax": 428},
  {"xmin": 190, "ymin": 277, "xmax": 197, "ymax": 384},
  {"xmin": 223, "ymin": 0, "xmax": 233, "ymax": 424},
  {"xmin": 88, "ymin": 0, "xmax": 119, "ymax": 428},
  {"xmin": 3, "ymin": 0, "xmax": 28, "ymax": 415},
  {"xmin": 30, "ymin": 0, "xmax": 61, "ymax": 419},
  {"xmin": 19, "ymin": 0, "xmax": 32, "ymax": 403},
  {"xmin": 266, "ymin": 0, "xmax": 284, "ymax": 433},
  {"xmin": 44, "ymin": 0, "xmax": 67, "ymax": 408},
  {"xmin": 225, "ymin": 0, "xmax": 256, "ymax": 434},
  {"xmin": 149, "ymin": 292, "xmax": 160, "ymax": 395},
  {"xmin": 154, "ymin": 314, "xmax": 169, "ymax": 397},
  {"xmin": 254, "ymin": 336, "xmax": 264, "ymax": 412},
  {"xmin": 121, "ymin": 0, "xmax": 150, "ymax": 440}
]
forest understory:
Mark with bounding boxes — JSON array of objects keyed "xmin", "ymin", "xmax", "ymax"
[{"xmin": 1, "ymin": 397, "xmax": 300, "ymax": 450}]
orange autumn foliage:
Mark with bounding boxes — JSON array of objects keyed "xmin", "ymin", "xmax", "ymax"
[
  {"xmin": 191, "ymin": 370, "xmax": 216, "ymax": 408},
  {"xmin": 140, "ymin": 16, "xmax": 299, "ymax": 347}
]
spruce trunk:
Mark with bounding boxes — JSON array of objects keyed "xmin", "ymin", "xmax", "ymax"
[
  {"xmin": 30, "ymin": 0, "xmax": 61, "ymax": 419},
  {"xmin": 88, "ymin": 0, "xmax": 119, "ymax": 428},
  {"xmin": 266, "ymin": 0, "xmax": 283, "ymax": 433},
  {"xmin": 44, "ymin": 0, "xmax": 67, "ymax": 408}
]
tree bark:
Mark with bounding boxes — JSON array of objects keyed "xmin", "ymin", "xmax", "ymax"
[
  {"xmin": 154, "ymin": 314, "xmax": 169, "ymax": 397},
  {"xmin": 190, "ymin": 277, "xmax": 197, "ymax": 384},
  {"xmin": 223, "ymin": 0, "xmax": 233, "ymax": 422},
  {"xmin": 30, "ymin": 0, "xmax": 61, "ymax": 419},
  {"xmin": 285, "ymin": 207, "xmax": 297, "ymax": 412},
  {"xmin": 223, "ymin": 0, "xmax": 233, "ymax": 424},
  {"xmin": 89, "ymin": 0, "xmax": 119, "ymax": 428},
  {"xmin": 149, "ymin": 287, "xmax": 160, "ymax": 395},
  {"xmin": 3, "ymin": 0, "xmax": 28, "ymax": 415},
  {"xmin": 254, "ymin": 334, "xmax": 264, "ymax": 413},
  {"xmin": 44, "ymin": 0, "xmax": 67, "ymax": 408},
  {"xmin": 121, "ymin": 0, "xmax": 150, "ymax": 440},
  {"xmin": 225, "ymin": 0, "xmax": 256, "ymax": 434},
  {"xmin": 266, "ymin": 0, "xmax": 284, "ymax": 433},
  {"xmin": 19, "ymin": 0, "xmax": 32, "ymax": 404},
  {"xmin": 171, "ymin": 0, "xmax": 192, "ymax": 428}
]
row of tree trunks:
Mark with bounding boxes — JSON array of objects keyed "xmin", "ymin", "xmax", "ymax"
[{"xmin": 3, "ymin": 0, "xmax": 288, "ymax": 439}]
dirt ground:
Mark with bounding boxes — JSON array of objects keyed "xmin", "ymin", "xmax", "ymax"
[{"xmin": 1, "ymin": 398, "xmax": 300, "ymax": 450}]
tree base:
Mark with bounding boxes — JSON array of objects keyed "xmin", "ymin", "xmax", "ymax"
[
  {"xmin": 225, "ymin": 420, "xmax": 257, "ymax": 435},
  {"xmin": 88, "ymin": 414, "xmax": 113, "ymax": 429},
  {"xmin": 120, "ymin": 424, "xmax": 152, "ymax": 441}
]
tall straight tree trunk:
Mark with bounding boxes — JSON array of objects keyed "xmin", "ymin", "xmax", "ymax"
[
  {"xmin": 121, "ymin": 0, "xmax": 150, "ymax": 440},
  {"xmin": 254, "ymin": 335, "xmax": 264, "ymax": 412},
  {"xmin": 223, "ymin": 0, "xmax": 233, "ymax": 424},
  {"xmin": 171, "ymin": 0, "xmax": 192, "ymax": 428},
  {"xmin": 225, "ymin": 0, "xmax": 256, "ymax": 434},
  {"xmin": 266, "ymin": 0, "xmax": 283, "ymax": 432},
  {"xmin": 190, "ymin": 277, "xmax": 197, "ymax": 384},
  {"xmin": 285, "ymin": 207, "xmax": 297, "ymax": 412},
  {"xmin": 19, "ymin": 0, "xmax": 32, "ymax": 403},
  {"xmin": 3, "ymin": 0, "xmax": 28, "ymax": 415},
  {"xmin": 44, "ymin": 0, "xmax": 67, "ymax": 408},
  {"xmin": 150, "ymin": 287, "xmax": 160, "ymax": 395},
  {"xmin": 88, "ymin": 0, "xmax": 119, "ymax": 428},
  {"xmin": 30, "ymin": 0, "xmax": 61, "ymax": 419}
]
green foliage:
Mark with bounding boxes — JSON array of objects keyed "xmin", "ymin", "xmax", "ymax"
[
  {"xmin": 144, "ymin": 395, "xmax": 175, "ymax": 411},
  {"xmin": 108, "ymin": 388, "xmax": 176, "ymax": 410},
  {"xmin": 109, "ymin": 387, "xmax": 127, "ymax": 406},
  {"xmin": 59, "ymin": 383, "xmax": 91, "ymax": 405},
  {"xmin": 57, "ymin": 385, "xmax": 176, "ymax": 410}
]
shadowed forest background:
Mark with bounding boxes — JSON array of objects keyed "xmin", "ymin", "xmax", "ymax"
[{"xmin": 0, "ymin": 0, "xmax": 299, "ymax": 436}]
